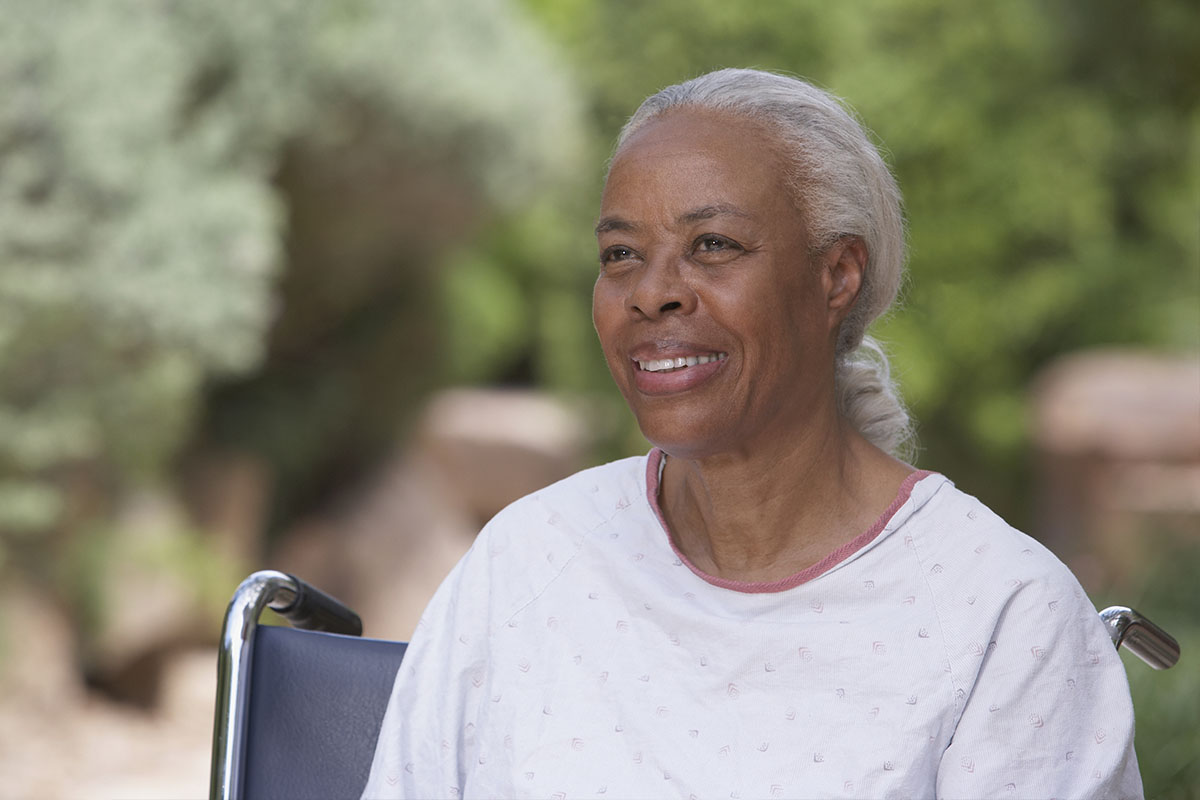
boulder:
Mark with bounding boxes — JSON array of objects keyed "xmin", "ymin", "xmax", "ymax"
[{"xmin": 1030, "ymin": 349, "xmax": 1200, "ymax": 589}]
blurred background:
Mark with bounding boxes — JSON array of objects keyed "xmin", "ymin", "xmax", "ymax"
[{"xmin": 0, "ymin": 0, "xmax": 1196, "ymax": 796}]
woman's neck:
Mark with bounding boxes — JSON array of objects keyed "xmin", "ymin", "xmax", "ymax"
[{"xmin": 659, "ymin": 419, "xmax": 913, "ymax": 583}]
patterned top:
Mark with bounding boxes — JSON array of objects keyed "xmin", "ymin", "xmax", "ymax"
[{"xmin": 363, "ymin": 451, "xmax": 1142, "ymax": 799}]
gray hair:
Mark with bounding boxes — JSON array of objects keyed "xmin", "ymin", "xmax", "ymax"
[{"xmin": 616, "ymin": 68, "xmax": 915, "ymax": 457}]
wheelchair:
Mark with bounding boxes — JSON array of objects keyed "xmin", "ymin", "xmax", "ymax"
[{"xmin": 208, "ymin": 570, "xmax": 1181, "ymax": 800}]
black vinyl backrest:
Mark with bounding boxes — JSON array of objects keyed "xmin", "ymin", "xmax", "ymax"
[{"xmin": 242, "ymin": 625, "xmax": 408, "ymax": 800}]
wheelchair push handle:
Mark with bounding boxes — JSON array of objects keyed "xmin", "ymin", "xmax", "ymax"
[
  {"xmin": 212, "ymin": 571, "xmax": 365, "ymax": 800},
  {"xmin": 269, "ymin": 574, "xmax": 363, "ymax": 637},
  {"xmin": 1100, "ymin": 606, "xmax": 1181, "ymax": 670}
]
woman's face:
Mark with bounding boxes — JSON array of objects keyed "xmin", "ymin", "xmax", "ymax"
[{"xmin": 592, "ymin": 109, "xmax": 858, "ymax": 459}]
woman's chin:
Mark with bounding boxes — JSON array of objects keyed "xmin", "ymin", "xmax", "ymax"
[{"xmin": 636, "ymin": 416, "xmax": 738, "ymax": 461}]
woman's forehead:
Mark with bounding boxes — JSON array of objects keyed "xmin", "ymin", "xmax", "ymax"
[
  {"xmin": 601, "ymin": 109, "xmax": 791, "ymax": 223},
  {"xmin": 614, "ymin": 108, "xmax": 779, "ymax": 169}
]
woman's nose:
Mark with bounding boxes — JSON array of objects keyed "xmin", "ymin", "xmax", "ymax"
[{"xmin": 628, "ymin": 256, "xmax": 695, "ymax": 319}]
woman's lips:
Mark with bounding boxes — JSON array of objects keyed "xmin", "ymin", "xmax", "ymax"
[{"xmin": 631, "ymin": 351, "xmax": 728, "ymax": 395}]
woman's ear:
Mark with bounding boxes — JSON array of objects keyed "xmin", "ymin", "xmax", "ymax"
[{"xmin": 823, "ymin": 236, "xmax": 867, "ymax": 323}]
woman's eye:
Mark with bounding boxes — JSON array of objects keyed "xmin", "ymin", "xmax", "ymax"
[
  {"xmin": 600, "ymin": 246, "xmax": 635, "ymax": 264},
  {"xmin": 694, "ymin": 235, "xmax": 742, "ymax": 256}
]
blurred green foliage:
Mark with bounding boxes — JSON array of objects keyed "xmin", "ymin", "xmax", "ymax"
[
  {"xmin": 0, "ymin": 0, "xmax": 581, "ymax": 554},
  {"xmin": 0, "ymin": 2, "xmax": 278, "ymax": 540},
  {"xmin": 1098, "ymin": 541, "xmax": 1200, "ymax": 799},
  {"xmin": 0, "ymin": 0, "xmax": 584, "ymax": 683},
  {"xmin": 6, "ymin": 0, "xmax": 1192, "ymax": 544}
]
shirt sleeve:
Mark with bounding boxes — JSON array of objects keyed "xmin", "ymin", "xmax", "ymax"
[
  {"xmin": 936, "ymin": 570, "xmax": 1143, "ymax": 800},
  {"xmin": 360, "ymin": 529, "xmax": 494, "ymax": 800}
]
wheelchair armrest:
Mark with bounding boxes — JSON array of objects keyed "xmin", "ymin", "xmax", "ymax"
[{"xmin": 1100, "ymin": 606, "xmax": 1181, "ymax": 670}]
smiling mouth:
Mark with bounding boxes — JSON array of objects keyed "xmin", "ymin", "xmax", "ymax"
[{"xmin": 636, "ymin": 352, "xmax": 727, "ymax": 373}]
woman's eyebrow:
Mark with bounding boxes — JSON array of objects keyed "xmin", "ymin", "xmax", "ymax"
[
  {"xmin": 595, "ymin": 216, "xmax": 638, "ymax": 236},
  {"xmin": 596, "ymin": 204, "xmax": 752, "ymax": 236},
  {"xmin": 677, "ymin": 203, "xmax": 752, "ymax": 225}
]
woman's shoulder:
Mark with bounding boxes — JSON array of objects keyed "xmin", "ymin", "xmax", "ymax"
[
  {"xmin": 904, "ymin": 475, "xmax": 1079, "ymax": 587},
  {"xmin": 898, "ymin": 475, "xmax": 1106, "ymax": 639},
  {"xmin": 902, "ymin": 479, "xmax": 1138, "ymax": 797},
  {"xmin": 484, "ymin": 452, "xmax": 652, "ymax": 539},
  {"xmin": 459, "ymin": 453, "xmax": 653, "ymax": 611},
  {"xmin": 408, "ymin": 454, "xmax": 654, "ymax": 643}
]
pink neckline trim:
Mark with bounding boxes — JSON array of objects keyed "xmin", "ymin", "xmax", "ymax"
[{"xmin": 644, "ymin": 448, "xmax": 933, "ymax": 594}]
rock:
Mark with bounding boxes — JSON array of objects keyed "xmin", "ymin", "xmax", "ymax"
[
  {"xmin": 269, "ymin": 389, "xmax": 591, "ymax": 641},
  {"xmin": 179, "ymin": 449, "xmax": 272, "ymax": 565},
  {"xmin": 159, "ymin": 646, "xmax": 219, "ymax": 728},
  {"xmin": 1032, "ymin": 350, "xmax": 1200, "ymax": 462},
  {"xmin": 1030, "ymin": 349, "xmax": 1200, "ymax": 590},
  {"xmin": 417, "ymin": 388, "xmax": 590, "ymax": 525},
  {"xmin": 0, "ymin": 577, "xmax": 82, "ymax": 710},
  {"xmin": 83, "ymin": 490, "xmax": 238, "ymax": 707},
  {"xmin": 272, "ymin": 450, "xmax": 479, "ymax": 642}
]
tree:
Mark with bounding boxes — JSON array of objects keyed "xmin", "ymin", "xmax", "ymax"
[{"xmin": 0, "ymin": 0, "xmax": 583, "ymax": 680}]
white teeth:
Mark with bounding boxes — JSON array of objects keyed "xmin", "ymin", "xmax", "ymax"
[{"xmin": 637, "ymin": 352, "xmax": 727, "ymax": 372}]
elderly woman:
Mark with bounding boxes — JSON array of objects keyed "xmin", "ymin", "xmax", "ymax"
[{"xmin": 363, "ymin": 69, "xmax": 1141, "ymax": 799}]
